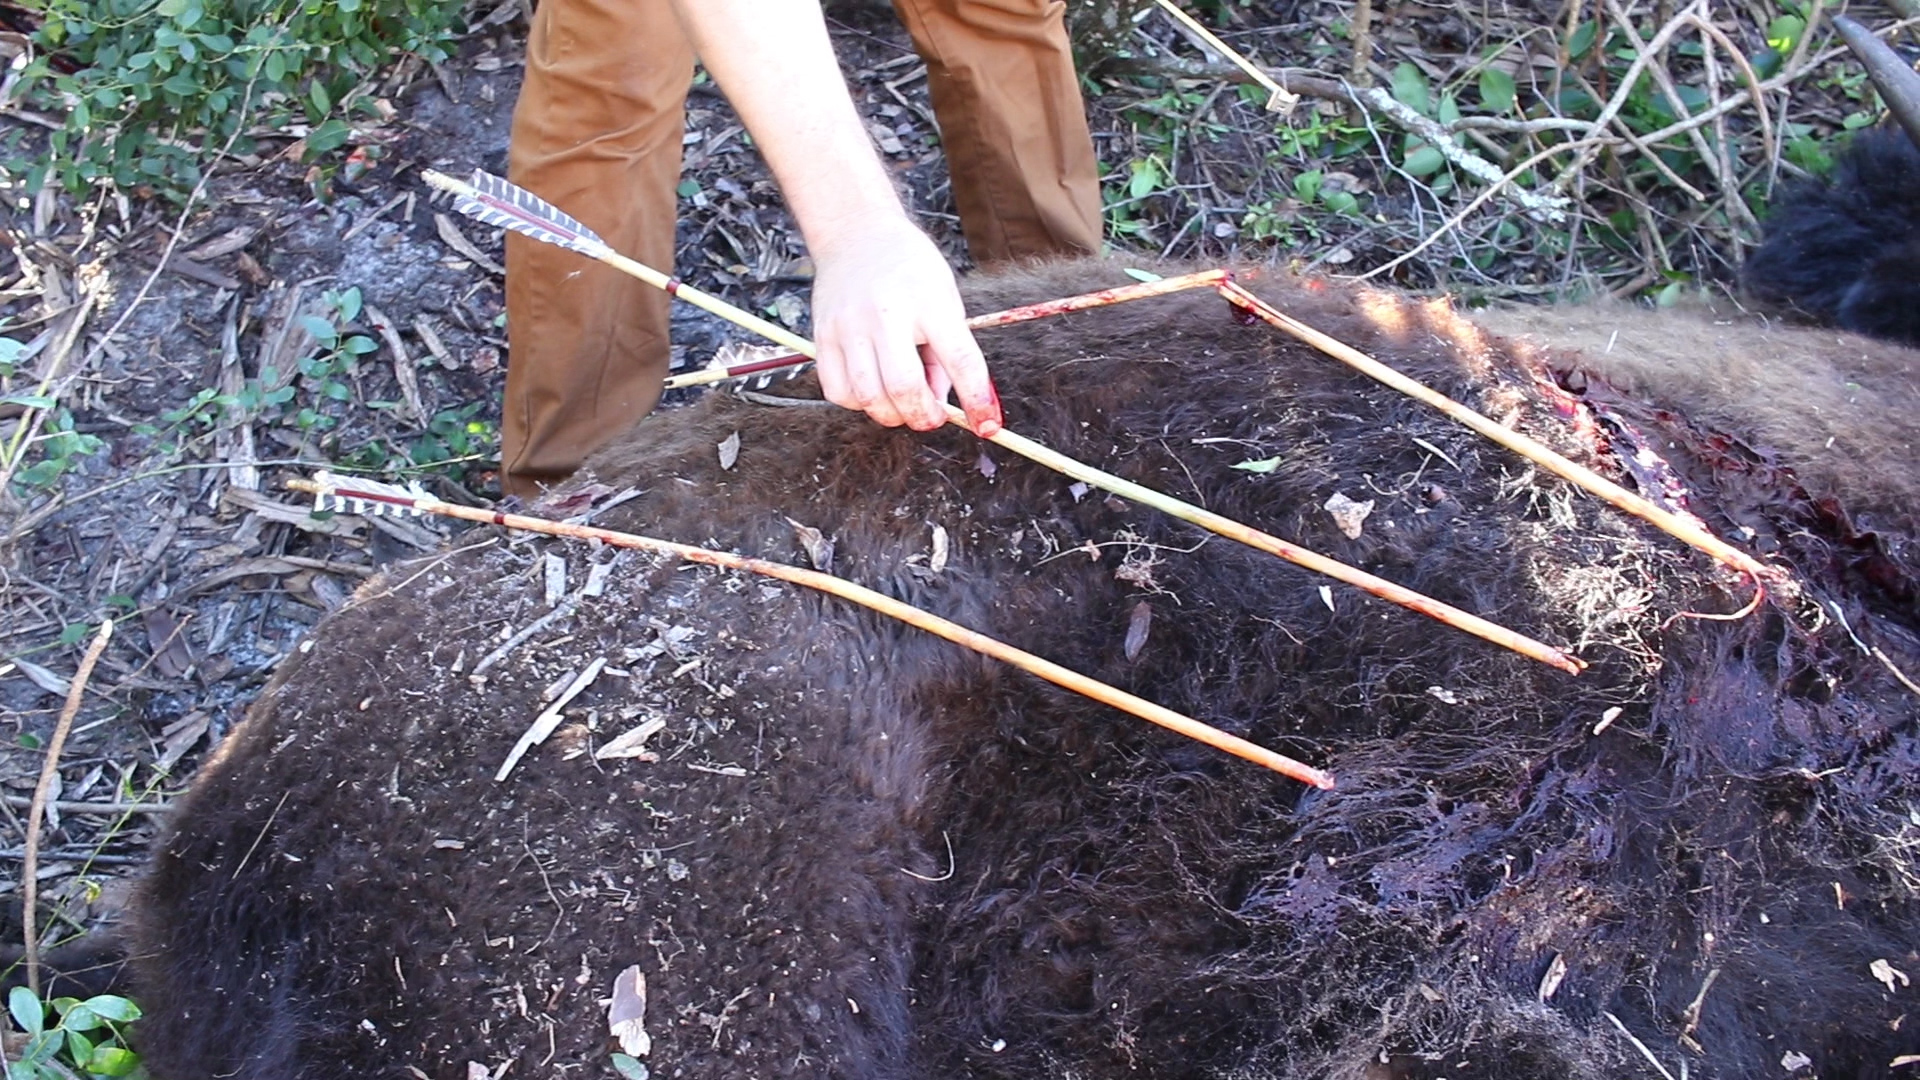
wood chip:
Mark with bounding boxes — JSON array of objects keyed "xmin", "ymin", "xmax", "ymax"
[
  {"xmin": 183, "ymin": 555, "xmax": 374, "ymax": 597},
  {"xmin": 496, "ymin": 657, "xmax": 606, "ymax": 781},
  {"xmin": 925, "ymin": 523, "xmax": 952, "ymax": 574},
  {"xmin": 786, "ymin": 517, "xmax": 834, "ymax": 572},
  {"xmin": 718, "ymin": 431, "xmax": 741, "ymax": 470},
  {"xmin": 223, "ymin": 487, "xmax": 367, "ymax": 540},
  {"xmin": 155, "ymin": 711, "xmax": 210, "ymax": 772},
  {"xmin": 185, "ymin": 225, "xmax": 259, "ymax": 262},
  {"xmin": 608, "ymin": 964, "xmax": 651, "ymax": 1057},
  {"xmin": 413, "ymin": 315, "xmax": 458, "ymax": 369},
  {"xmin": 1124, "ymin": 601, "xmax": 1152, "ymax": 661},
  {"xmin": 143, "ymin": 609, "xmax": 197, "ymax": 680},
  {"xmin": 434, "ymin": 213, "xmax": 505, "ymax": 275},
  {"xmin": 11, "ymin": 658, "xmax": 70, "ymax": 697},
  {"xmin": 1324, "ymin": 492, "xmax": 1375, "ymax": 539},
  {"xmin": 543, "ymin": 553, "xmax": 568, "ymax": 608},
  {"xmin": 365, "ymin": 302, "xmax": 428, "ymax": 426},
  {"xmin": 1536, "ymin": 951, "xmax": 1569, "ymax": 1000},
  {"xmin": 596, "ymin": 717, "xmax": 667, "ymax": 762}
]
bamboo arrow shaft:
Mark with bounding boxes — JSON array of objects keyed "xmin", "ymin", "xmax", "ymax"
[
  {"xmin": 1215, "ymin": 281, "xmax": 1773, "ymax": 590},
  {"xmin": 288, "ymin": 478, "xmax": 1333, "ymax": 788},
  {"xmin": 959, "ymin": 409, "xmax": 1583, "ymax": 673},
  {"xmin": 422, "ymin": 167, "xmax": 1581, "ymax": 672},
  {"xmin": 663, "ymin": 269, "xmax": 1233, "ymax": 390}
]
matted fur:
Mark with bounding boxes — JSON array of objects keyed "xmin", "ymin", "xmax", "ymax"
[
  {"xmin": 1744, "ymin": 127, "xmax": 1920, "ymax": 347},
  {"xmin": 130, "ymin": 261, "xmax": 1920, "ymax": 1079}
]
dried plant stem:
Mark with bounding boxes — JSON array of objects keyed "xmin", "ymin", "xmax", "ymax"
[
  {"xmin": 22, "ymin": 618, "xmax": 113, "ymax": 995},
  {"xmin": 1215, "ymin": 281, "xmax": 1774, "ymax": 598},
  {"xmin": 663, "ymin": 269, "xmax": 1231, "ymax": 390},
  {"xmin": 288, "ymin": 478, "xmax": 1334, "ymax": 787}
]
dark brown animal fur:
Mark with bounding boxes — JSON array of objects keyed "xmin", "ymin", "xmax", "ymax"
[{"xmin": 130, "ymin": 261, "xmax": 1920, "ymax": 1079}]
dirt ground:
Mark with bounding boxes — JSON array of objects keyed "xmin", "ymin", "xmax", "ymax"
[{"xmin": 0, "ymin": 0, "xmax": 1902, "ymax": 1036}]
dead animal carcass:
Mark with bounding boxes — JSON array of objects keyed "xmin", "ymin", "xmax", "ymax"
[{"xmin": 130, "ymin": 261, "xmax": 1920, "ymax": 1080}]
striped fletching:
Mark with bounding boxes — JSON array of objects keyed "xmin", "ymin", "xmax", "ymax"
[
  {"xmin": 309, "ymin": 471, "xmax": 432, "ymax": 518},
  {"xmin": 429, "ymin": 169, "xmax": 612, "ymax": 263}
]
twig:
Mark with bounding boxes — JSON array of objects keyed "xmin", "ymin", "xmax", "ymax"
[
  {"xmin": 0, "ymin": 795, "xmax": 168, "ymax": 817},
  {"xmin": 1154, "ymin": 0, "xmax": 1299, "ymax": 112},
  {"xmin": 292, "ymin": 473, "xmax": 1336, "ymax": 787},
  {"xmin": 1602, "ymin": 1011, "xmax": 1679, "ymax": 1080},
  {"xmin": 423, "ymin": 169, "xmax": 1582, "ymax": 674},
  {"xmin": 471, "ymin": 598, "xmax": 579, "ymax": 677},
  {"xmin": 22, "ymin": 618, "xmax": 113, "ymax": 995}
]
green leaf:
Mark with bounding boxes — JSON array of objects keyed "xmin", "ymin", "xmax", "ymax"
[
  {"xmin": 1126, "ymin": 156, "xmax": 1166, "ymax": 200},
  {"xmin": 58, "ymin": 623, "xmax": 91, "ymax": 646},
  {"xmin": 59, "ymin": 1003, "xmax": 102, "ymax": 1032},
  {"xmin": 1390, "ymin": 62, "xmax": 1429, "ymax": 116},
  {"xmin": 81, "ymin": 995, "xmax": 140, "ymax": 1024},
  {"xmin": 0, "ymin": 393, "xmax": 57, "ymax": 409},
  {"xmin": 11, "ymin": 986, "xmax": 45, "ymax": 1035},
  {"xmin": 156, "ymin": 0, "xmax": 189, "ymax": 17},
  {"xmin": 343, "ymin": 335, "xmax": 379, "ymax": 355},
  {"xmin": 21, "ymin": 1027, "xmax": 62, "ymax": 1061},
  {"xmin": 1479, "ymin": 67, "xmax": 1516, "ymax": 114},
  {"xmin": 1322, "ymin": 190, "xmax": 1360, "ymax": 216},
  {"xmin": 86, "ymin": 1044, "xmax": 141, "ymax": 1076},
  {"xmin": 299, "ymin": 315, "xmax": 339, "ymax": 345},
  {"xmin": 1567, "ymin": 20, "xmax": 1598, "ymax": 61},
  {"xmin": 1766, "ymin": 14, "xmax": 1804, "ymax": 54},
  {"xmin": 1121, "ymin": 267, "xmax": 1162, "ymax": 282},
  {"xmin": 307, "ymin": 118, "xmax": 353, "ymax": 155},
  {"xmin": 309, "ymin": 80, "xmax": 331, "ymax": 115},
  {"xmin": 65, "ymin": 1028, "xmax": 95, "ymax": 1065},
  {"xmin": 1403, "ymin": 145, "xmax": 1446, "ymax": 177},
  {"xmin": 334, "ymin": 287, "xmax": 362, "ymax": 323},
  {"xmin": 611, "ymin": 1053, "xmax": 650, "ymax": 1080},
  {"xmin": 1232, "ymin": 456, "xmax": 1282, "ymax": 473},
  {"xmin": 675, "ymin": 178, "xmax": 700, "ymax": 198}
]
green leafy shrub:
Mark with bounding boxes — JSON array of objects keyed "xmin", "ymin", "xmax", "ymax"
[
  {"xmin": 19, "ymin": 0, "xmax": 465, "ymax": 196},
  {"xmin": 7, "ymin": 985, "xmax": 144, "ymax": 1078}
]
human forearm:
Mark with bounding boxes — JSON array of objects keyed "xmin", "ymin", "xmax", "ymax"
[
  {"xmin": 666, "ymin": 1, "xmax": 909, "ymax": 255},
  {"xmin": 664, "ymin": 0, "xmax": 1002, "ymax": 436}
]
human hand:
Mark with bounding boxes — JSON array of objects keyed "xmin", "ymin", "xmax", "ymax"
[{"xmin": 808, "ymin": 219, "xmax": 1002, "ymax": 437}]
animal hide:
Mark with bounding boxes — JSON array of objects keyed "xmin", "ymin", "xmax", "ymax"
[
  {"xmin": 129, "ymin": 261, "xmax": 1920, "ymax": 1080},
  {"xmin": 1744, "ymin": 126, "xmax": 1920, "ymax": 347}
]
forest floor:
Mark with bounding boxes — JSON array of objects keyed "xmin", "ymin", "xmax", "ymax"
[{"xmin": 0, "ymin": 0, "xmax": 1905, "ymax": 1011}]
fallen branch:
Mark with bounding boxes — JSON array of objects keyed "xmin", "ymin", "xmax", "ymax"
[
  {"xmin": 22, "ymin": 618, "xmax": 114, "ymax": 995},
  {"xmin": 291, "ymin": 472, "xmax": 1336, "ymax": 788}
]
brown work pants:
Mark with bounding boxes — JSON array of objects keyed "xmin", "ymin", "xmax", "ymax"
[{"xmin": 501, "ymin": 0, "xmax": 1105, "ymax": 496}]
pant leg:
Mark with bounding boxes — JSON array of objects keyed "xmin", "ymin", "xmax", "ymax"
[
  {"xmin": 502, "ymin": 0, "xmax": 694, "ymax": 497},
  {"xmin": 890, "ymin": 0, "xmax": 1103, "ymax": 264}
]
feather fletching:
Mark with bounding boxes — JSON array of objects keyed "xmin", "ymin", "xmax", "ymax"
[
  {"xmin": 309, "ymin": 471, "xmax": 431, "ymax": 518},
  {"xmin": 443, "ymin": 170, "xmax": 612, "ymax": 262}
]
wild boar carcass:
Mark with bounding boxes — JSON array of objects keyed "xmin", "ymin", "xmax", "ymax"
[{"xmin": 130, "ymin": 260, "xmax": 1920, "ymax": 1080}]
